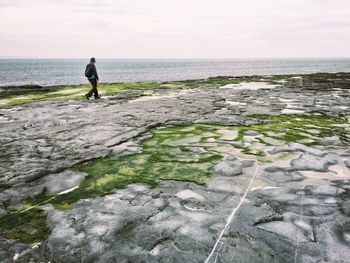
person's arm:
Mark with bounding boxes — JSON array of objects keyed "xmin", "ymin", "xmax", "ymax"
[{"xmin": 93, "ymin": 64, "xmax": 99, "ymax": 81}]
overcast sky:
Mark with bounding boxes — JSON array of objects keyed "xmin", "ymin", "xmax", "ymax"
[{"xmin": 0, "ymin": 0, "xmax": 349, "ymax": 58}]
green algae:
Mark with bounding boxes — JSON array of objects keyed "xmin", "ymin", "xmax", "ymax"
[
  {"xmin": 0, "ymin": 76, "xmax": 249, "ymax": 108},
  {"xmin": 0, "ymin": 82, "xmax": 161, "ymax": 108},
  {"xmin": 0, "ymin": 207, "xmax": 50, "ymax": 244},
  {"xmin": 51, "ymin": 124, "xmax": 224, "ymax": 206},
  {"xmin": 267, "ymin": 76, "xmax": 303, "ymax": 86},
  {"xmin": 237, "ymin": 113, "xmax": 350, "ymax": 147},
  {"xmin": 0, "ymin": 124, "xmax": 224, "ymax": 243},
  {"xmin": 1, "ymin": 113, "xmax": 349, "ymax": 244},
  {"xmin": 23, "ymin": 124, "xmax": 227, "ymax": 213},
  {"xmin": 27, "ymin": 113, "xmax": 350, "ymax": 210},
  {"xmin": 0, "ymin": 90, "xmax": 82, "ymax": 108},
  {"xmin": 0, "ymin": 74, "xmax": 322, "ymax": 109}
]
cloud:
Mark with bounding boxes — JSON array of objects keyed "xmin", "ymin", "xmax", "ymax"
[
  {"xmin": 0, "ymin": 0, "xmax": 349, "ymax": 58},
  {"xmin": 0, "ymin": 0, "xmax": 19, "ymax": 7}
]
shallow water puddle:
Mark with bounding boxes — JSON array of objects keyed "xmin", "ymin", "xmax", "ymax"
[
  {"xmin": 129, "ymin": 94, "xmax": 177, "ymax": 102},
  {"xmin": 225, "ymin": 100, "xmax": 247, "ymax": 106},
  {"xmin": 220, "ymin": 82, "xmax": 278, "ymax": 90},
  {"xmin": 0, "ymin": 99, "xmax": 9, "ymax": 105},
  {"xmin": 282, "ymin": 109, "xmax": 305, "ymax": 114},
  {"xmin": 49, "ymin": 88, "xmax": 85, "ymax": 95}
]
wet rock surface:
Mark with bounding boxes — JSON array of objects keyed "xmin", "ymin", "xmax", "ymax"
[
  {"xmin": 0, "ymin": 73, "xmax": 350, "ymax": 262},
  {"xmin": 0, "ymin": 85, "xmax": 61, "ymax": 98}
]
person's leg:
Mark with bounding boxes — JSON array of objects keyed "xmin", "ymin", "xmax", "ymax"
[
  {"xmin": 86, "ymin": 79, "xmax": 97, "ymax": 98},
  {"xmin": 93, "ymin": 80, "xmax": 99, "ymax": 99}
]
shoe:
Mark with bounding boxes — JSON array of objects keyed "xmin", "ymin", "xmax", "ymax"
[
  {"xmin": 85, "ymin": 94, "xmax": 89, "ymax": 100},
  {"xmin": 95, "ymin": 96, "xmax": 101, "ymax": 99}
]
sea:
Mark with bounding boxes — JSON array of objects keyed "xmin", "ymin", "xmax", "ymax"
[{"xmin": 0, "ymin": 58, "xmax": 349, "ymax": 87}]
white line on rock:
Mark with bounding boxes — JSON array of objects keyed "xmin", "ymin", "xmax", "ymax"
[
  {"xmin": 294, "ymin": 190, "xmax": 305, "ymax": 263},
  {"xmin": 195, "ymin": 117, "xmax": 205, "ymax": 124},
  {"xmin": 204, "ymin": 163, "xmax": 259, "ymax": 263}
]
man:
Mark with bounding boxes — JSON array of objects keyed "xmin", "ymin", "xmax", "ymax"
[{"xmin": 85, "ymin": 57, "xmax": 100, "ymax": 100}]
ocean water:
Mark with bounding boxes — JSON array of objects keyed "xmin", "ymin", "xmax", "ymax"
[{"xmin": 0, "ymin": 58, "xmax": 349, "ymax": 87}]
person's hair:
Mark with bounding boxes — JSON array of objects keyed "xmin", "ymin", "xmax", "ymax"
[{"xmin": 90, "ymin": 57, "xmax": 96, "ymax": 63}]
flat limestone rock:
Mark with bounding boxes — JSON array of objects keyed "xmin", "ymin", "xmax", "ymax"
[
  {"xmin": 213, "ymin": 156, "xmax": 244, "ymax": 177},
  {"xmin": 268, "ymin": 142, "xmax": 324, "ymax": 156},
  {"xmin": 345, "ymin": 160, "xmax": 350, "ymax": 169},
  {"xmin": 1, "ymin": 73, "xmax": 350, "ymax": 263},
  {"xmin": 305, "ymin": 185, "xmax": 346, "ymax": 196},
  {"xmin": 175, "ymin": 190, "xmax": 206, "ymax": 202},
  {"xmin": 290, "ymin": 153, "xmax": 336, "ymax": 172},
  {"xmin": 213, "ymin": 156, "xmax": 255, "ymax": 177},
  {"xmin": 206, "ymin": 177, "xmax": 245, "ymax": 194},
  {"xmin": 243, "ymin": 130, "xmax": 260, "ymax": 136},
  {"xmin": 256, "ymin": 221, "xmax": 311, "ymax": 243},
  {"xmin": 263, "ymin": 168, "xmax": 305, "ymax": 183}
]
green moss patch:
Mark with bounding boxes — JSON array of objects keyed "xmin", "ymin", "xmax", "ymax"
[
  {"xmin": 0, "ymin": 207, "xmax": 50, "ymax": 244},
  {"xmin": 0, "ymin": 74, "xmax": 327, "ymax": 109},
  {"xmin": 237, "ymin": 113, "xmax": 350, "ymax": 146},
  {"xmin": 0, "ymin": 124, "xmax": 226, "ymax": 243},
  {"xmin": 0, "ymin": 82, "xmax": 162, "ymax": 108},
  {"xmin": 32, "ymin": 124, "xmax": 225, "ymax": 208},
  {"xmin": 0, "ymin": 77, "xmax": 250, "ymax": 108}
]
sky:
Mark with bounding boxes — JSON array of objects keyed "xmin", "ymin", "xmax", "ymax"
[{"xmin": 0, "ymin": 0, "xmax": 349, "ymax": 59}]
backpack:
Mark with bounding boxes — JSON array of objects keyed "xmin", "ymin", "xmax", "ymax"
[{"xmin": 85, "ymin": 64, "xmax": 93, "ymax": 78}]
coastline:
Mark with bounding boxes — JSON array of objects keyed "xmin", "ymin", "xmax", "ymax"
[
  {"xmin": 1, "ymin": 72, "xmax": 350, "ymax": 108},
  {"xmin": 1, "ymin": 58, "xmax": 350, "ymax": 87}
]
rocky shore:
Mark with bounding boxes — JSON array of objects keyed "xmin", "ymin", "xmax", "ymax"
[{"xmin": 0, "ymin": 73, "xmax": 349, "ymax": 262}]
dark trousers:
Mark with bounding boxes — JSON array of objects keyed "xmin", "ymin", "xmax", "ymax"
[{"xmin": 87, "ymin": 79, "xmax": 99, "ymax": 98}]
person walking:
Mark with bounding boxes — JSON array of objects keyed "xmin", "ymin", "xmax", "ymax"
[{"xmin": 85, "ymin": 57, "xmax": 100, "ymax": 100}]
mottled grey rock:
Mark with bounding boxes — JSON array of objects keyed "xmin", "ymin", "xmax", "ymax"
[
  {"xmin": 268, "ymin": 142, "xmax": 324, "ymax": 156},
  {"xmin": 0, "ymin": 207, "xmax": 7, "ymax": 217},
  {"xmin": 213, "ymin": 156, "xmax": 243, "ymax": 176},
  {"xmin": 256, "ymin": 220, "xmax": 311, "ymax": 242},
  {"xmin": 44, "ymin": 184, "xmax": 217, "ymax": 263},
  {"xmin": 305, "ymin": 185, "xmax": 346, "ymax": 196},
  {"xmin": 345, "ymin": 160, "xmax": 350, "ymax": 169},
  {"xmin": 340, "ymin": 200, "xmax": 350, "ymax": 216},
  {"xmin": 206, "ymin": 177, "xmax": 245, "ymax": 194},
  {"xmin": 290, "ymin": 153, "xmax": 336, "ymax": 172},
  {"xmin": 319, "ymin": 137, "xmax": 344, "ymax": 146},
  {"xmin": 216, "ymin": 234, "xmax": 276, "ymax": 263},
  {"xmin": 175, "ymin": 190, "xmax": 206, "ymax": 202},
  {"xmin": 263, "ymin": 167, "xmax": 305, "ymax": 183},
  {"xmin": 243, "ymin": 130, "xmax": 260, "ymax": 136}
]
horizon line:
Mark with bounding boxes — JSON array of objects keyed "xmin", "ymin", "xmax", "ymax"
[{"xmin": 1, "ymin": 56, "xmax": 350, "ymax": 60}]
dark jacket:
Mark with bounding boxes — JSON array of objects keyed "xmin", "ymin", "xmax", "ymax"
[{"xmin": 87, "ymin": 63, "xmax": 99, "ymax": 80}]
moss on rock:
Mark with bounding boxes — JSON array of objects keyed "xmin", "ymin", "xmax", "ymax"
[{"xmin": 1, "ymin": 113, "xmax": 349, "ymax": 243}]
